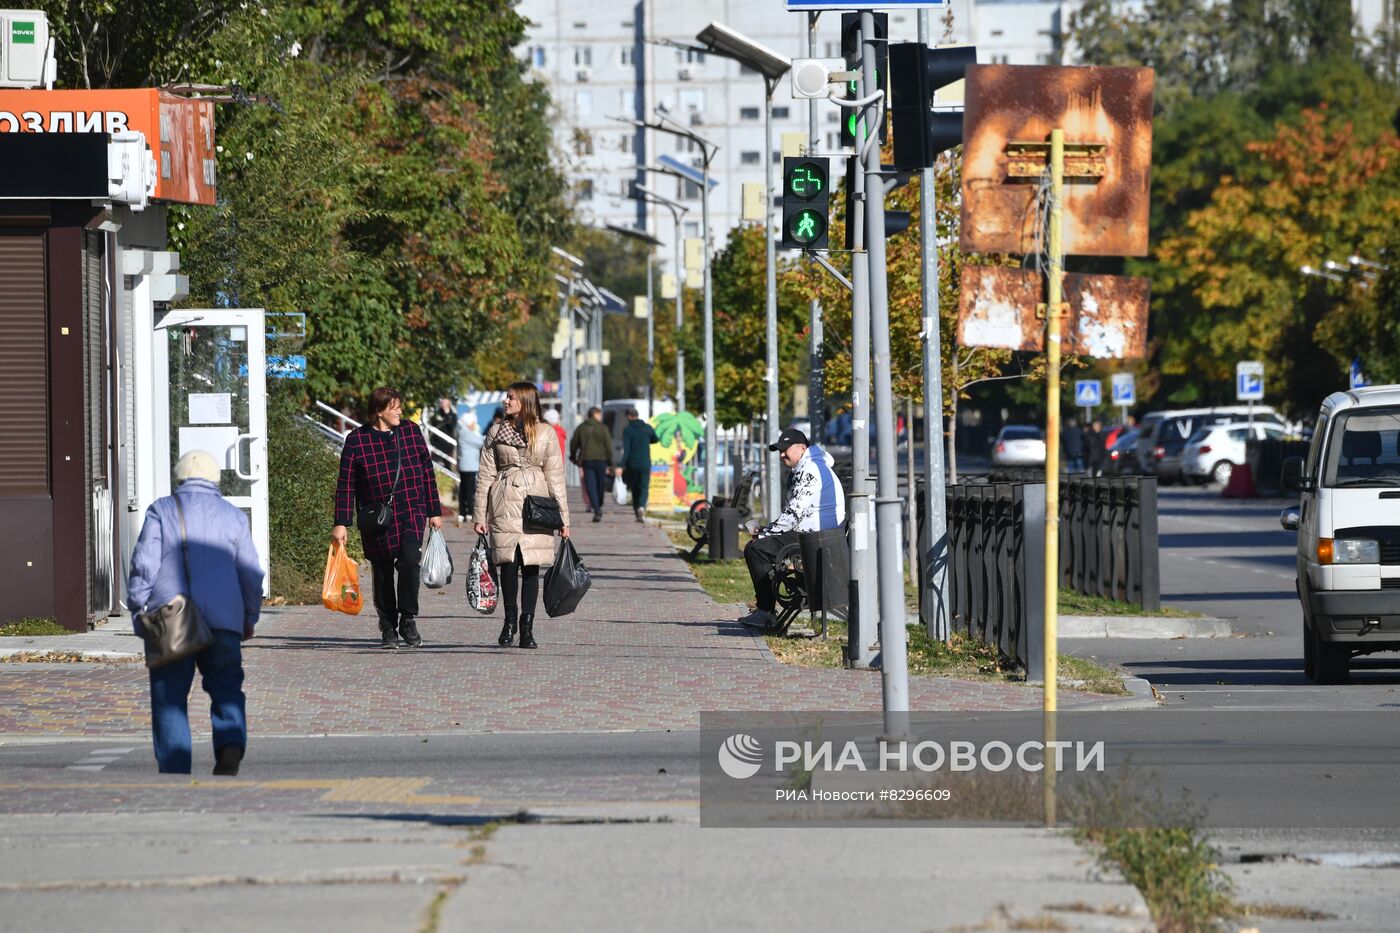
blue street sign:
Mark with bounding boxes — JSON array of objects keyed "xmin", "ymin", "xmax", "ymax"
[
  {"xmin": 1074, "ymin": 380, "xmax": 1102, "ymax": 407},
  {"xmin": 1111, "ymin": 373, "xmax": 1135, "ymax": 406},
  {"xmin": 1236, "ymin": 360, "xmax": 1264, "ymax": 401},
  {"xmin": 1350, "ymin": 358, "xmax": 1369, "ymax": 390},
  {"xmin": 268, "ymin": 354, "xmax": 307, "ymax": 379}
]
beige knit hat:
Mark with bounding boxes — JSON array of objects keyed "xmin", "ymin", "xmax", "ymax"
[{"xmin": 175, "ymin": 450, "xmax": 221, "ymax": 484}]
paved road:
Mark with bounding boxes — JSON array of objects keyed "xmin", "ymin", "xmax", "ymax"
[{"xmin": 1062, "ymin": 485, "xmax": 1400, "ymax": 709}]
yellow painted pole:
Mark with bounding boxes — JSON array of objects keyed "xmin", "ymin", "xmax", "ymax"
[{"xmin": 1043, "ymin": 128, "xmax": 1065, "ymax": 828}]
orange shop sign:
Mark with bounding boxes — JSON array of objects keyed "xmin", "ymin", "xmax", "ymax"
[{"xmin": 0, "ymin": 88, "xmax": 216, "ymax": 206}]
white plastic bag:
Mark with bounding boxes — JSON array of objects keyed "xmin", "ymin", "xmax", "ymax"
[
  {"xmin": 613, "ymin": 473, "xmax": 630, "ymax": 506},
  {"xmin": 420, "ymin": 526, "xmax": 453, "ymax": 588}
]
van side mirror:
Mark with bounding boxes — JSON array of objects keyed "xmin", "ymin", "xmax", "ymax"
[
  {"xmin": 1280, "ymin": 456, "xmax": 1307, "ymax": 493},
  {"xmin": 1279, "ymin": 507, "xmax": 1300, "ymax": 532}
]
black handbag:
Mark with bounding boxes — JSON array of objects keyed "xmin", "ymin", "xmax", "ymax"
[
  {"xmin": 139, "ymin": 495, "xmax": 215, "ymax": 669},
  {"xmin": 523, "ymin": 494, "xmax": 564, "ymax": 533},
  {"xmin": 357, "ymin": 436, "xmax": 403, "ymax": 535}
]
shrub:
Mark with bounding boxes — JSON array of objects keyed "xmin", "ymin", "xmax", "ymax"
[{"xmin": 268, "ymin": 388, "xmax": 362, "ymax": 602}]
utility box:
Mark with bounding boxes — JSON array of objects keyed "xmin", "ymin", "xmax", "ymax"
[{"xmin": 0, "ymin": 11, "xmax": 51, "ymax": 88}]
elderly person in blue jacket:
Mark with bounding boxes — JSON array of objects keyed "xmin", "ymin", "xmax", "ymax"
[
  {"xmin": 456, "ymin": 413, "xmax": 485, "ymax": 526},
  {"xmin": 128, "ymin": 450, "xmax": 264, "ymax": 776}
]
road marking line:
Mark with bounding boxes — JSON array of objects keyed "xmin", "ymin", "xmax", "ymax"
[
  {"xmin": 1167, "ymin": 551, "xmax": 1294, "ymax": 582},
  {"xmin": 64, "ymin": 765, "xmax": 105, "ymax": 772}
]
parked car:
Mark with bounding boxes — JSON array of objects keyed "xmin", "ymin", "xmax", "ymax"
[
  {"xmin": 1102, "ymin": 429, "xmax": 1140, "ymax": 476},
  {"xmin": 1280, "ymin": 385, "xmax": 1400, "ymax": 683},
  {"xmin": 1183, "ymin": 421, "xmax": 1288, "ymax": 485},
  {"xmin": 1139, "ymin": 406, "xmax": 1286, "ymax": 480},
  {"xmin": 991, "ymin": 425, "xmax": 1046, "ymax": 467}
]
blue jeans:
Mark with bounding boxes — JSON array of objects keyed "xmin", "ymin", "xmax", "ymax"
[
  {"xmin": 583, "ymin": 461, "xmax": 609, "ymax": 514},
  {"xmin": 148, "ymin": 630, "xmax": 246, "ymax": 774}
]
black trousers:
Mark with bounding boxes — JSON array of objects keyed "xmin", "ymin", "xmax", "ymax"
[
  {"xmin": 458, "ymin": 470, "xmax": 478, "ymax": 518},
  {"xmin": 370, "ymin": 533, "xmax": 421, "ymax": 623},
  {"xmin": 583, "ymin": 460, "xmax": 609, "ymax": 514},
  {"xmin": 623, "ymin": 466, "xmax": 649, "ymax": 510},
  {"xmin": 497, "ymin": 546, "xmax": 540, "ymax": 618},
  {"xmin": 744, "ymin": 531, "xmax": 800, "ymax": 613}
]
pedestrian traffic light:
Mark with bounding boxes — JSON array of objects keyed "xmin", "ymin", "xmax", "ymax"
[
  {"xmin": 888, "ymin": 42, "xmax": 976, "ymax": 171},
  {"xmin": 843, "ymin": 156, "xmax": 913, "ymax": 251},
  {"xmin": 781, "ymin": 157, "xmax": 830, "ymax": 251},
  {"xmin": 839, "ymin": 12, "xmax": 887, "ymax": 149}
]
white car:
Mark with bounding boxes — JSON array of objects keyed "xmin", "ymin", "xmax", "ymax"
[
  {"xmin": 991, "ymin": 425, "xmax": 1046, "ymax": 467},
  {"xmin": 1182, "ymin": 421, "xmax": 1287, "ymax": 485}
]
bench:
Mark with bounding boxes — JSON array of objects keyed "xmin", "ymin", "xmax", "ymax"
[
  {"xmin": 686, "ymin": 469, "xmax": 758, "ymax": 560},
  {"xmin": 765, "ymin": 527, "xmax": 850, "ymax": 637}
]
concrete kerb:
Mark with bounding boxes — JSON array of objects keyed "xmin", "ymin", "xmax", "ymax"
[{"xmin": 1058, "ymin": 614, "xmax": 1232, "ymax": 639}]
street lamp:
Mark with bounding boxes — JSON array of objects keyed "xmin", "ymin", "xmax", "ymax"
[
  {"xmin": 605, "ymin": 222, "xmax": 664, "ymax": 411},
  {"xmin": 693, "ymin": 21, "xmax": 792, "ymax": 520},
  {"xmin": 615, "ymin": 112, "xmax": 722, "ymax": 501},
  {"xmin": 633, "ymin": 183, "xmax": 689, "ymax": 413}
]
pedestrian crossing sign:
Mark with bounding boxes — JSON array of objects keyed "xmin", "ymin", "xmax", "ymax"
[{"xmin": 1074, "ymin": 380, "xmax": 1101, "ymax": 407}]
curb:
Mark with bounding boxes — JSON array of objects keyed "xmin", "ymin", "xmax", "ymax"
[
  {"xmin": 1058, "ymin": 614, "xmax": 1231, "ymax": 639},
  {"xmin": 1067, "ymin": 673, "xmax": 1159, "ymax": 711}
]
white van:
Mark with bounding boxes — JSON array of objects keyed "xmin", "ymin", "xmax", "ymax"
[{"xmin": 1281, "ymin": 386, "xmax": 1400, "ymax": 683}]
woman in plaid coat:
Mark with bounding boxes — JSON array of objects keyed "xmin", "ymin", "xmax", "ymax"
[{"xmin": 333, "ymin": 387, "xmax": 442, "ymax": 649}]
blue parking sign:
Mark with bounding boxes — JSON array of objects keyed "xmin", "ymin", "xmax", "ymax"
[
  {"xmin": 1111, "ymin": 373, "xmax": 1135, "ymax": 406},
  {"xmin": 1236, "ymin": 361, "xmax": 1264, "ymax": 401},
  {"xmin": 1074, "ymin": 380, "xmax": 1102, "ymax": 407}
]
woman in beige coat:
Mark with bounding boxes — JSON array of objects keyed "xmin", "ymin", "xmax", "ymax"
[{"xmin": 473, "ymin": 381, "xmax": 570, "ymax": 648}]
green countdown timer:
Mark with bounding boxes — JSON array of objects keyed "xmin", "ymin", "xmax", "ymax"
[
  {"xmin": 786, "ymin": 207, "xmax": 828, "ymax": 246},
  {"xmin": 785, "ymin": 161, "xmax": 827, "ymax": 201}
]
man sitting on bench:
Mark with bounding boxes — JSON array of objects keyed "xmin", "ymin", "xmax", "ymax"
[{"xmin": 738, "ymin": 429, "xmax": 847, "ymax": 630}]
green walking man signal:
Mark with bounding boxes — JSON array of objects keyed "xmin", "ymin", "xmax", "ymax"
[{"xmin": 780, "ymin": 157, "xmax": 830, "ymax": 251}]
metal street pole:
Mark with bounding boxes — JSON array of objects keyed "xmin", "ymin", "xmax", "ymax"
[
  {"xmin": 863, "ymin": 10, "xmax": 909, "ymax": 740},
  {"xmin": 1043, "ymin": 127, "xmax": 1066, "ymax": 827},
  {"xmin": 807, "ymin": 11, "xmax": 825, "ymax": 451},
  {"xmin": 675, "ymin": 218, "xmax": 686, "ymax": 411},
  {"xmin": 646, "ymin": 252, "xmax": 654, "ymax": 411},
  {"xmin": 561, "ymin": 278, "xmax": 578, "ymax": 438},
  {"xmin": 764, "ymin": 77, "xmax": 780, "ymax": 518},
  {"xmin": 703, "ymin": 157, "xmax": 717, "ymax": 502},
  {"xmin": 847, "ymin": 29, "xmax": 878, "ymax": 672},
  {"xmin": 917, "ymin": 9, "xmax": 950, "ymax": 644}
]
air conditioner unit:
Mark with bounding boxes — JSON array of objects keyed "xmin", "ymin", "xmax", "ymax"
[
  {"xmin": 677, "ymin": 67, "xmax": 692, "ymax": 81},
  {"xmin": 575, "ymin": 68, "xmax": 590, "ymax": 82}
]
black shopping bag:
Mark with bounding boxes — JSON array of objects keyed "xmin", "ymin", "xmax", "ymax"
[{"xmin": 543, "ymin": 539, "xmax": 591, "ymax": 618}]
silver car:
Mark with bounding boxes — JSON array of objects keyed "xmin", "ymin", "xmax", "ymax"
[{"xmin": 991, "ymin": 425, "xmax": 1046, "ymax": 467}]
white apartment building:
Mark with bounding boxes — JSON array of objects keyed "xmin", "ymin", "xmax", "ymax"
[{"xmin": 517, "ymin": 0, "xmax": 1392, "ymax": 269}]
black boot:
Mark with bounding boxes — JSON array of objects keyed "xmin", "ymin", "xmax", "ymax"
[
  {"xmin": 518, "ymin": 613, "xmax": 537, "ymax": 649},
  {"xmin": 213, "ymin": 745, "xmax": 243, "ymax": 776},
  {"xmin": 378, "ymin": 614, "xmax": 399, "ymax": 650},
  {"xmin": 399, "ymin": 614, "xmax": 422, "ymax": 648},
  {"xmin": 497, "ymin": 610, "xmax": 517, "ymax": 647}
]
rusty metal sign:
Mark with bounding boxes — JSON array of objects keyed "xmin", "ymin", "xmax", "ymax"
[
  {"xmin": 960, "ymin": 65, "xmax": 1154, "ymax": 257},
  {"xmin": 958, "ymin": 266, "xmax": 1149, "ymax": 359}
]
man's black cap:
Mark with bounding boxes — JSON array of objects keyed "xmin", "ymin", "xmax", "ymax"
[{"xmin": 769, "ymin": 428, "xmax": 809, "ymax": 452}]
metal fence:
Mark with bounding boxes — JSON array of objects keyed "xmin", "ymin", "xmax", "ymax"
[
  {"xmin": 989, "ymin": 470, "xmax": 1160, "ymax": 611},
  {"xmin": 931, "ymin": 482, "xmax": 1047, "ymax": 681}
]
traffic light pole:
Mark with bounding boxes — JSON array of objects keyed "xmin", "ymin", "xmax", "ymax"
[
  {"xmin": 764, "ymin": 78, "xmax": 780, "ymax": 519},
  {"xmin": 862, "ymin": 10, "xmax": 909, "ymax": 738},
  {"xmin": 807, "ymin": 11, "xmax": 825, "ymax": 450},
  {"xmin": 917, "ymin": 9, "xmax": 950, "ymax": 643}
]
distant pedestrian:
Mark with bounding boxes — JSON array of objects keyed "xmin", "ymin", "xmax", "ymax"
[
  {"xmin": 543, "ymin": 408, "xmax": 568, "ymax": 463},
  {"xmin": 429, "ymin": 397, "xmax": 458, "ymax": 461},
  {"xmin": 1061, "ymin": 417, "xmax": 1084, "ymax": 472},
  {"xmin": 333, "ymin": 386, "xmax": 443, "ymax": 650},
  {"xmin": 621, "ymin": 407, "xmax": 659, "ymax": 522},
  {"xmin": 1083, "ymin": 419, "xmax": 1106, "ymax": 476},
  {"xmin": 474, "ymin": 382, "xmax": 570, "ymax": 649},
  {"xmin": 569, "ymin": 406, "xmax": 613, "ymax": 523},
  {"xmin": 127, "ymin": 450, "xmax": 263, "ymax": 776},
  {"xmin": 456, "ymin": 414, "xmax": 484, "ymax": 526}
]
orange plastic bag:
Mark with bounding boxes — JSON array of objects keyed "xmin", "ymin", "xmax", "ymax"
[{"xmin": 321, "ymin": 542, "xmax": 363, "ymax": 615}]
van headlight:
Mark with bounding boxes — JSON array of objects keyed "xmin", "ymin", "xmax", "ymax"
[{"xmin": 1333, "ymin": 538, "xmax": 1380, "ymax": 564}]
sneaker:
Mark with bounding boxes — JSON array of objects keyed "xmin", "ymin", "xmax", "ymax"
[
  {"xmin": 634, "ymin": 507, "xmax": 644, "ymax": 523},
  {"xmin": 213, "ymin": 745, "xmax": 243, "ymax": 776},
  {"xmin": 592, "ymin": 512, "xmax": 602, "ymax": 523},
  {"xmin": 738, "ymin": 609, "xmax": 776, "ymax": 630}
]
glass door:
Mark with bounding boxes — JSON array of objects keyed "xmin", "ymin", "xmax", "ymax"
[{"xmin": 155, "ymin": 308, "xmax": 269, "ymax": 594}]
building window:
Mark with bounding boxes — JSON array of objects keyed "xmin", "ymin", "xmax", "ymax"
[
  {"xmin": 574, "ymin": 131, "xmax": 594, "ymax": 157},
  {"xmin": 619, "ymin": 89, "xmax": 633, "ymax": 111},
  {"xmin": 620, "ymin": 134, "xmax": 633, "ymax": 153},
  {"xmin": 679, "ymin": 89, "xmax": 705, "ymax": 112},
  {"xmin": 772, "ymin": 150, "xmax": 781, "ymax": 164},
  {"xmin": 740, "ymin": 151, "xmax": 761, "ymax": 165},
  {"xmin": 826, "ymin": 110, "xmax": 839, "ymax": 123},
  {"xmin": 739, "ymin": 106, "xmax": 760, "ymax": 120},
  {"xmin": 824, "ymin": 40, "xmax": 840, "ymax": 57},
  {"xmin": 572, "ymin": 21, "xmax": 587, "ymax": 29},
  {"xmin": 575, "ymin": 90, "xmax": 592, "ymax": 115},
  {"xmin": 620, "ymin": 46, "xmax": 634, "ymax": 66},
  {"xmin": 772, "ymin": 106, "xmax": 790, "ymax": 119},
  {"xmin": 574, "ymin": 46, "xmax": 592, "ymax": 67},
  {"xmin": 682, "ymin": 180, "xmax": 701, "ymax": 201},
  {"xmin": 684, "ymin": 221, "xmax": 700, "ymax": 238},
  {"xmin": 826, "ymin": 132, "xmax": 840, "ymax": 150},
  {"xmin": 740, "ymin": 63, "xmax": 758, "ymax": 76},
  {"xmin": 529, "ymin": 46, "xmax": 546, "ymax": 68},
  {"xmin": 578, "ymin": 179, "xmax": 594, "ymax": 201},
  {"xmin": 685, "ymin": 49, "xmax": 706, "ymax": 64}
]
